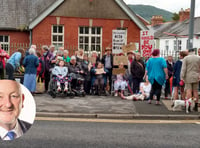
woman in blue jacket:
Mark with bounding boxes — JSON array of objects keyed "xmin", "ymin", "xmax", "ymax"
[
  {"xmin": 23, "ymin": 48, "xmax": 39, "ymax": 93},
  {"xmin": 6, "ymin": 49, "xmax": 25, "ymax": 80}
]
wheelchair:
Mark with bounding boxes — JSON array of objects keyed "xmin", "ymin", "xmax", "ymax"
[
  {"xmin": 68, "ymin": 72, "xmax": 86, "ymax": 97},
  {"xmin": 48, "ymin": 74, "xmax": 75, "ymax": 98},
  {"xmin": 110, "ymin": 75, "xmax": 130, "ymax": 96}
]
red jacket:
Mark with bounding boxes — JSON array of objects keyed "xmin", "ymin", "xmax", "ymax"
[{"xmin": 0, "ymin": 49, "xmax": 9, "ymax": 68}]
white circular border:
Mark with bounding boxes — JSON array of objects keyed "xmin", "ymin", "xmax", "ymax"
[{"xmin": 18, "ymin": 84, "xmax": 36, "ymax": 124}]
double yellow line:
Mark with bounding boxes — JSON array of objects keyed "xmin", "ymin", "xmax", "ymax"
[{"xmin": 35, "ymin": 117, "xmax": 200, "ymax": 124}]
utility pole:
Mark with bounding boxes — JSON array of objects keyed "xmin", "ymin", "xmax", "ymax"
[{"xmin": 188, "ymin": 0, "xmax": 195, "ymax": 49}]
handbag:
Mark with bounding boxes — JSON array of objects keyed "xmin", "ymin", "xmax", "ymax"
[{"xmin": 36, "ymin": 76, "xmax": 45, "ymax": 93}]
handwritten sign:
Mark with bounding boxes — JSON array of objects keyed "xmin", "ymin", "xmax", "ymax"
[
  {"xmin": 112, "ymin": 68, "xmax": 126, "ymax": 75},
  {"xmin": 96, "ymin": 68, "xmax": 105, "ymax": 74},
  {"xmin": 122, "ymin": 43, "xmax": 137, "ymax": 53},
  {"xmin": 112, "ymin": 30, "xmax": 126, "ymax": 54},
  {"xmin": 140, "ymin": 30, "xmax": 154, "ymax": 57},
  {"xmin": 113, "ymin": 56, "xmax": 128, "ymax": 66},
  {"xmin": 89, "ymin": 57, "xmax": 96, "ymax": 64}
]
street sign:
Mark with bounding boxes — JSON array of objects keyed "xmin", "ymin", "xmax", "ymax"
[
  {"xmin": 112, "ymin": 30, "xmax": 126, "ymax": 54},
  {"xmin": 140, "ymin": 30, "xmax": 154, "ymax": 57}
]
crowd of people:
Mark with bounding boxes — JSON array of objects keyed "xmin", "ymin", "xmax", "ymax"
[{"xmin": 0, "ymin": 42, "xmax": 199, "ymax": 112}]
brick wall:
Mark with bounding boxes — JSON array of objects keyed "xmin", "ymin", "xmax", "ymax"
[
  {"xmin": 0, "ymin": 30, "xmax": 29, "ymax": 54},
  {"xmin": 32, "ymin": 16, "xmax": 141, "ymax": 54}
]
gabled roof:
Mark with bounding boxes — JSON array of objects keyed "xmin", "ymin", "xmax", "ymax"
[
  {"xmin": 114, "ymin": 0, "xmax": 148, "ymax": 30},
  {"xmin": 0, "ymin": 0, "xmax": 56, "ymax": 30},
  {"xmin": 29, "ymin": 0, "xmax": 148, "ymax": 30},
  {"xmin": 29, "ymin": 0, "xmax": 64, "ymax": 29},
  {"xmin": 150, "ymin": 17, "xmax": 200, "ymax": 39}
]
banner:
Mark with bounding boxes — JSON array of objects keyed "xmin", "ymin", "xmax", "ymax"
[
  {"xmin": 112, "ymin": 30, "xmax": 126, "ymax": 54},
  {"xmin": 140, "ymin": 30, "xmax": 154, "ymax": 57}
]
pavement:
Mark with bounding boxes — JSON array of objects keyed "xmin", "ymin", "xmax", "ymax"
[{"xmin": 34, "ymin": 93, "xmax": 200, "ymax": 120}]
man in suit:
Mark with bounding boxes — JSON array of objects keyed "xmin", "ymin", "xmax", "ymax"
[
  {"xmin": 181, "ymin": 48, "xmax": 200, "ymax": 112},
  {"xmin": 101, "ymin": 47, "xmax": 113, "ymax": 92},
  {"xmin": 0, "ymin": 80, "xmax": 31, "ymax": 140}
]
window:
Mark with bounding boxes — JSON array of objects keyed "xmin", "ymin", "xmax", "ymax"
[
  {"xmin": 178, "ymin": 40, "xmax": 182, "ymax": 50},
  {"xmin": 79, "ymin": 26, "xmax": 102, "ymax": 54},
  {"xmin": 0, "ymin": 35, "xmax": 9, "ymax": 53},
  {"xmin": 51, "ymin": 25, "xmax": 64, "ymax": 47},
  {"xmin": 165, "ymin": 40, "xmax": 169, "ymax": 51},
  {"xmin": 174, "ymin": 40, "xmax": 177, "ymax": 50}
]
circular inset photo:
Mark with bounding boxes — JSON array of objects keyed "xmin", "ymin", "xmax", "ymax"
[{"xmin": 0, "ymin": 80, "xmax": 36, "ymax": 140}]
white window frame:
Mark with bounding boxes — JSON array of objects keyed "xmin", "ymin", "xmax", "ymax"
[
  {"xmin": 165, "ymin": 40, "xmax": 169, "ymax": 51},
  {"xmin": 51, "ymin": 25, "xmax": 64, "ymax": 48},
  {"xmin": 78, "ymin": 26, "xmax": 102, "ymax": 55},
  {"xmin": 0, "ymin": 35, "xmax": 10, "ymax": 54},
  {"xmin": 178, "ymin": 40, "xmax": 182, "ymax": 50}
]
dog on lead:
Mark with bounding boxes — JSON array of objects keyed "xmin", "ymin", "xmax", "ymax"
[{"xmin": 171, "ymin": 98, "xmax": 196, "ymax": 114}]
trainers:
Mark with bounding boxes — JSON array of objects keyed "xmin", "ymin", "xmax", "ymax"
[
  {"xmin": 64, "ymin": 87, "xmax": 68, "ymax": 92},
  {"xmin": 57, "ymin": 87, "xmax": 61, "ymax": 91},
  {"xmin": 114, "ymin": 93, "xmax": 118, "ymax": 97}
]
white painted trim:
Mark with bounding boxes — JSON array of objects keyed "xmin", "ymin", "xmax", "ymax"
[
  {"xmin": 115, "ymin": 0, "xmax": 148, "ymax": 30},
  {"xmin": 29, "ymin": 0, "xmax": 64, "ymax": 29}
]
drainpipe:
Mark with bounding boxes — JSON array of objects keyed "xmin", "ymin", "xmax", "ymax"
[
  {"xmin": 188, "ymin": 0, "xmax": 195, "ymax": 49},
  {"xmin": 29, "ymin": 30, "xmax": 32, "ymax": 47}
]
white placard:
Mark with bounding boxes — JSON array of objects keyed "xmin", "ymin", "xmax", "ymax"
[{"xmin": 112, "ymin": 30, "xmax": 126, "ymax": 54}]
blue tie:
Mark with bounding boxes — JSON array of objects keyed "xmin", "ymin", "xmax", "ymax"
[{"xmin": 6, "ymin": 131, "xmax": 16, "ymax": 140}]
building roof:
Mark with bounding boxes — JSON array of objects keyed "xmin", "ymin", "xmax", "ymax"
[
  {"xmin": 150, "ymin": 17, "xmax": 200, "ymax": 39},
  {"xmin": 0, "ymin": 0, "xmax": 57, "ymax": 30},
  {"xmin": 0, "ymin": 0, "xmax": 147, "ymax": 30}
]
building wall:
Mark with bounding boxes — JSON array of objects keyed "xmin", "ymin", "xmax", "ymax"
[
  {"xmin": 50, "ymin": 0, "xmax": 129, "ymax": 20},
  {"xmin": 159, "ymin": 37, "xmax": 200, "ymax": 57},
  {"xmin": 0, "ymin": 30, "xmax": 29, "ymax": 54},
  {"xmin": 32, "ymin": 16, "xmax": 141, "ymax": 54}
]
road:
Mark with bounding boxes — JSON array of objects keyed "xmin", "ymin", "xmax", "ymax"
[{"xmin": 1, "ymin": 118, "xmax": 200, "ymax": 148}]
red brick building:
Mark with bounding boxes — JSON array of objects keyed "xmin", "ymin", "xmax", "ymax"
[{"xmin": 0, "ymin": 0, "xmax": 147, "ymax": 55}]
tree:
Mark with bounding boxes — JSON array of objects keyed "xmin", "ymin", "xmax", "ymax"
[{"xmin": 172, "ymin": 13, "xmax": 180, "ymax": 21}]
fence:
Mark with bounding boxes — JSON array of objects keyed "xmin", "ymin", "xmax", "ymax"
[
  {"xmin": 160, "ymin": 50, "xmax": 180, "ymax": 61},
  {"xmin": 8, "ymin": 43, "xmax": 109, "ymax": 57}
]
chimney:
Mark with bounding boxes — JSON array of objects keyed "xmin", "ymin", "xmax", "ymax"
[
  {"xmin": 151, "ymin": 15, "xmax": 164, "ymax": 26},
  {"xmin": 179, "ymin": 8, "xmax": 190, "ymax": 22}
]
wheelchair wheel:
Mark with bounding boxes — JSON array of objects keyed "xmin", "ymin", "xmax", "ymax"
[
  {"xmin": 82, "ymin": 92, "xmax": 86, "ymax": 97},
  {"xmin": 69, "ymin": 92, "xmax": 75, "ymax": 98},
  {"xmin": 49, "ymin": 79, "xmax": 57, "ymax": 98}
]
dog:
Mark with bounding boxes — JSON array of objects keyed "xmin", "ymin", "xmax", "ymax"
[{"xmin": 172, "ymin": 98, "xmax": 196, "ymax": 114}]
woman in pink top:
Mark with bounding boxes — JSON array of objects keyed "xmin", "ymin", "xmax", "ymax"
[{"xmin": 0, "ymin": 43, "xmax": 9, "ymax": 79}]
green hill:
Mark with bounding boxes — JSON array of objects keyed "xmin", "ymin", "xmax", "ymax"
[{"xmin": 128, "ymin": 4, "xmax": 173, "ymax": 22}]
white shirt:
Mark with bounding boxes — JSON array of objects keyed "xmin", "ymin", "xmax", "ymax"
[
  {"xmin": 0, "ymin": 120, "xmax": 23, "ymax": 140},
  {"xmin": 140, "ymin": 82, "xmax": 152, "ymax": 97}
]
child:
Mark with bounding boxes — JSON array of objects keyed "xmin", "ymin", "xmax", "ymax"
[
  {"xmin": 52, "ymin": 59, "xmax": 68, "ymax": 92},
  {"xmin": 92, "ymin": 62, "xmax": 107, "ymax": 95},
  {"xmin": 121, "ymin": 76, "xmax": 151, "ymax": 101},
  {"xmin": 114, "ymin": 62, "xmax": 127, "ymax": 96}
]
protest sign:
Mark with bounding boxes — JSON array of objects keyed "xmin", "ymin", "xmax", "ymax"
[
  {"xmin": 112, "ymin": 68, "xmax": 126, "ymax": 75},
  {"xmin": 112, "ymin": 30, "xmax": 126, "ymax": 54},
  {"xmin": 122, "ymin": 43, "xmax": 137, "ymax": 53},
  {"xmin": 113, "ymin": 56, "xmax": 128, "ymax": 66},
  {"xmin": 140, "ymin": 30, "xmax": 154, "ymax": 57}
]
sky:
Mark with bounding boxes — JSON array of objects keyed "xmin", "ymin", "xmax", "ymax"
[{"xmin": 124, "ymin": 0, "xmax": 200, "ymax": 17}]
